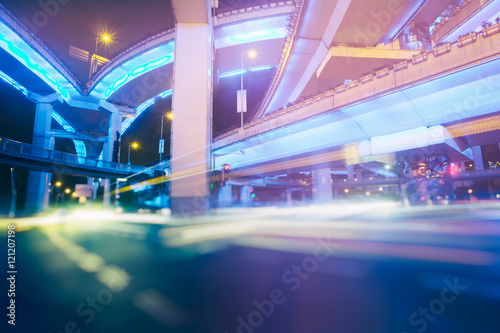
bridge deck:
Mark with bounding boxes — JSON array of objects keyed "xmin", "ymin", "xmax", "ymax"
[{"xmin": 0, "ymin": 137, "xmax": 151, "ymax": 178}]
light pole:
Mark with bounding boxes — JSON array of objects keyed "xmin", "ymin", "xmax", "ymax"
[
  {"xmin": 128, "ymin": 142, "xmax": 139, "ymax": 165},
  {"xmin": 239, "ymin": 50, "xmax": 256, "ymax": 129},
  {"xmin": 88, "ymin": 33, "xmax": 111, "ymax": 82},
  {"xmin": 159, "ymin": 112, "xmax": 172, "ymax": 170}
]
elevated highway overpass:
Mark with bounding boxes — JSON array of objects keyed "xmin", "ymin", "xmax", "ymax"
[
  {"xmin": 212, "ymin": 24, "xmax": 500, "ymax": 174},
  {"xmin": 1, "ymin": 0, "xmax": 500, "ymax": 213}
]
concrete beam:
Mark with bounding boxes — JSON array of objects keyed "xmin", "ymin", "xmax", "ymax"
[
  {"xmin": 50, "ymin": 130, "xmax": 107, "ymax": 142},
  {"xmin": 99, "ymin": 100, "xmax": 136, "ymax": 116},
  {"xmin": 171, "ymin": 0, "xmax": 210, "ymax": 24},
  {"xmin": 316, "ymin": 44, "xmax": 420, "ymax": 79},
  {"xmin": 359, "ymin": 126, "xmax": 473, "ymax": 161},
  {"xmin": 330, "ymin": 45, "xmax": 419, "ymax": 60},
  {"xmin": 27, "ymin": 92, "xmax": 63, "ymax": 105}
]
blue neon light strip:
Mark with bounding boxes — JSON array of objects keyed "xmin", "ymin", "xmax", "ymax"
[
  {"xmin": 0, "ymin": 70, "xmax": 28, "ymax": 95},
  {"xmin": 0, "ymin": 32, "xmax": 70, "ymax": 100},
  {"xmin": 228, "ymin": 28, "xmax": 286, "ymax": 43},
  {"xmin": 103, "ymin": 54, "xmax": 174, "ymax": 99},
  {"xmin": 220, "ymin": 65, "xmax": 274, "ymax": 78},
  {"xmin": 121, "ymin": 89, "xmax": 172, "ymax": 134}
]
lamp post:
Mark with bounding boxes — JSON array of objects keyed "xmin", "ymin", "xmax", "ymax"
[
  {"xmin": 239, "ymin": 50, "xmax": 256, "ymax": 129},
  {"xmin": 159, "ymin": 112, "xmax": 172, "ymax": 170},
  {"xmin": 89, "ymin": 33, "xmax": 111, "ymax": 82},
  {"xmin": 158, "ymin": 113, "xmax": 172, "ymax": 208},
  {"xmin": 128, "ymin": 142, "xmax": 139, "ymax": 165}
]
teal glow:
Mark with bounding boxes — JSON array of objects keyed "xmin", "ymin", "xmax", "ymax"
[
  {"xmin": 0, "ymin": 69, "xmax": 28, "ymax": 95},
  {"xmin": 229, "ymin": 29, "xmax": 286, "ymax": 43},
  {"xmin": 121, "ymin": 89, "xmax": 172, "ymax": 135},
  {"xmin": 0, "ymin": 32, "xmax": 70, "ymax": 100},
  {"xmin": 103, "ymin": 54, "xmax": 173, "ymax": 99},
  {"xmin": 220, "ymin": 65, "xmax": 275, "ymax": 78},
  {"xmin": 131, "ymin": 55, "xmax": 171, "ymax": 76}
]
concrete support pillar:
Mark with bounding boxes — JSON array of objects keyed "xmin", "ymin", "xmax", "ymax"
[
  {"xmin": 311, "ymin": 168, "xmax": 332, "ymax": 202},
  {"xmin": 218, "ymin": 184, "xmax": 232, "ymax": 207},
  {"xmin": 102, "ymin": 111, "xmax": 122, "ymax": 207},
  {"xmin": 471, "ymin": 146, "xmax": 484, "ymax": 170},
  {"xmin": 347, "ymin": 165, "xmax": 355, "ymax": 181},
  {"xmin": 240, "ymin": 185, "xmax": 253, "ymax": 207},
  {"xmin": 286, "ymin": 189, "xmax": 293, "ymax": 206},
  {"xmin": 170, "ymin": 20, "xmax": 213, "ymax": 216},
  {"xmin": 399, "ymin": 22, "xmax": 432, "ymax": 50},
  {"xmin": 26, "ymin": 98, "xmax": 58, "ymax": 214}
]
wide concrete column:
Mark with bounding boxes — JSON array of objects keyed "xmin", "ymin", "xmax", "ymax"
[
  {"xmin": 311, "ymin": 168, "xmax": 333, "ymax": 202},
  {"xmin": 170, "ymin": 0, "xmax": 213, "ymax": 216},
  {"xmin": 471, "ymin": 146, "xmax": 484, "ymax": 170},
  {"xmin": 102, "ymin": 110, "xmax": 122, "ymax": 206},
  {"xmin": 25, "ymin": 94, "xmax": 60, "ymax": 214},
  {"xmin": 240, "ymin": 185, "xmax": 253, "ymax": 207}
]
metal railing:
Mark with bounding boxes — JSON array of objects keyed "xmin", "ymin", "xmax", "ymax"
[{"xmin": 0, "ymin": 136, "xmax": 146, "ymax": 174}]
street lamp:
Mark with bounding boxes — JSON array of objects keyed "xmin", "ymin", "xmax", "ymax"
[
  {"xmin": 159, "ymin": 112, "xmax": 172, "ymax": 169},
  {"xmin": 238, "ymin": 50, "xmax": 256, "ymax": 129},
  {"xmin": 128, "ymin": 142, "xmax": 139, "ymax": 165},
  {"xmin": 158, "ymin": 112, "xmax": 172, "ymax": 208},
  {"xmin": 89, "ymin": 32, "xmax": 112, "ymax": 82}
]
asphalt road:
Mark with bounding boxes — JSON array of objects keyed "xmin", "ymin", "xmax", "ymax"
[{"xmin": 1, "ymin": 202, "xmax": 500, "ymax": 333}]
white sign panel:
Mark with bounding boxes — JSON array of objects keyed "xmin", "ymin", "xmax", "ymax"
[{"xmin": 237, "ymin": 89, "xmax": 247, "ymax": 113}]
